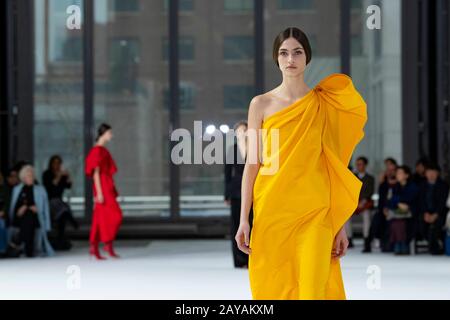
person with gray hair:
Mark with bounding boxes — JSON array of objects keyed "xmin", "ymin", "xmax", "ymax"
[{"xmin": 8, "ymin": 165, "xmax": 54, "ymax": 257}]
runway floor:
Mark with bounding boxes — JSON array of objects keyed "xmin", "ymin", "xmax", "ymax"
[{"xmin": 0, "ymin": 239, "xmax": 448, "ymax": 299}]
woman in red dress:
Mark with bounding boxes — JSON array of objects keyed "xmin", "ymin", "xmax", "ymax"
[{"xmin": 85, "ymin": 123, "xmax": 122, "ymax": 259}]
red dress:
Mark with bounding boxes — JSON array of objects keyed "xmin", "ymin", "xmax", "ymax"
[{"xmin": 85, "ymin": 145, "xmax": 123, "ymax": 243}]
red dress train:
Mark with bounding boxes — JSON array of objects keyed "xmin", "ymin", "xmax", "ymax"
[{"xmin": 85, "ymin": 145, "xmax": 123, "ymax": 244}]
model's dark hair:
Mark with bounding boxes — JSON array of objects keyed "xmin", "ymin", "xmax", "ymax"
[
  {"xmin": 356, "ymin": 156, "xmax": 369, "ymax": 165},
  {"xmin": 273, "ymin": 27, "xmax": 312, "ymax": 67},
  {"xmin": 96, "ymin": 123, "xmax": 112, "ymax": 142},
  {"xmin": 47, "ymin": 155, "xmax": 62, "ymax": 171}
]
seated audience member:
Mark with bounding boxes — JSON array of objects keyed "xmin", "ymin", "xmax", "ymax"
[
  {"xmin": 42, "ymin": 155, "xmax": 78, "ymax": 250},
  {"xmin": 384, "ymin": 165, "xmax": 418, "ymax": 255},
  {"xmin": 412, "ymin": 157, "xmax": 429, "ymax": 185},
  {"xmin": 365, "ymin": 158, "xmax": 398, "ymax": 253},
  {"xmin": 8, "ymin": 165, "xmax": 54, "ymax": 258},
  {"xmin": 417, "ymin": 163, "xmax": 450, "ymax": 255},
  {"xmin": 345, "ymin": 156, "xmax": 375, "ymax": 251}
]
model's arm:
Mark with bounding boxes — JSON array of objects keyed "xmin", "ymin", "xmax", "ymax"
[
  {"xmin": 93, "ymin": 167, "xmax": 104, "ymax": 203},
  {"xmin": 235, "ymin": 96, "xmax": 263, "ymax": 255}
]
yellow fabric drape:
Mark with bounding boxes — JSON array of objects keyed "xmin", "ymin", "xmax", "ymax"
[{"xmin": 248, "ymin": 73, "xmax": 368, "ymax": 300}]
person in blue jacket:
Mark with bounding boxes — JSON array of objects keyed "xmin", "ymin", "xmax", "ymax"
[{"xmin": 8, "ymin": 165, "xmax": 54, "ymax": 257}]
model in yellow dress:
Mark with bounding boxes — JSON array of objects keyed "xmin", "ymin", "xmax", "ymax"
[{"xmin": 247, "ymin": 72, "xmax": 367, "ymax": 300}]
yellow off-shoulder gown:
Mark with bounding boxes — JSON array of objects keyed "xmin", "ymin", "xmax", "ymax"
[{"xmin": 248, "ymin": 73, "xmax": 368, "ymax": 300}]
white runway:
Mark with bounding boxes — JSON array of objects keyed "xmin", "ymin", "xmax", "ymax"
[{"xmin": 0, "ymin": 239, "xmax": 448, "ymax": 299}]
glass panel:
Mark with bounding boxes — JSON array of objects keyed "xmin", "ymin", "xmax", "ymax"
[
  {"xmin": 223, "ymin": 36, "xmax": 254, "ymax": 60},
  {"xmin": 164, "ymin": 83, "xmax": 195, "ymax": 110},
  {"xmin": 265, "ymin": 0, "xmax": 341, "ymax": 91},
  {"xmin": 162, "ymin": 36, "xmax": 195, "ymax": 61},
  {"xmin": 351, "ymin": 35, "xmax": 363, "ymax": 56},
  {"xmin": 109, "ymin": 38, "xmax": 140, "ymax": 94},
  {"xmin": 93, "ymin": 0, "xmax": 170, "ymax": 217},
  {"xmin": 163, "ymin": 0, "xmax": 194, "ymax": 12},
  {"xmin": 351, "ymin": 0, "xmax": 363, "ymax": 10},
  {"xmin": 224, "ymin": 0, "xmax": 254, "ymax": 12},
  {"xmin": 224, "ymin": 85, "xmax": 255, "ymax": 109},
  {"xmin": 113, "ymin": 0, "xmax": 139, "ymax": 12},
  {"xmin": 278, "ymin": 0, "xmax": 314, "ymax": 10},
  {"xmin": 350, "ymin": 0, "xmax": 402, "ymax": 174},
  {"xmin": 178, "ymin": 0, "xmax": 255, "ymax": 217},
  {"xmin": 34, "ymin": 0, "xmax": 85, "ymax": 217}
]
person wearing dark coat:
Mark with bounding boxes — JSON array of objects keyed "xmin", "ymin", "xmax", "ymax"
[
  {"xmin": 345, "ymin": 156, "xmax": 375, "ymax": 249},
  {"xmin": 363, "ymin": 158, "xmax": 399, "ymax": 253},
  {"xmin": 416, "ymin": 163, "xmax": 450, "ymax": 255},
  {"xmin": 412, "ymin": 157, "xmax": 429, "ymax": 186},
  {"xmin": 0, "ymin": 169, "xmax": 20, "ymax": 257},
  {"xmin": 42, "ymin": 155, "xmax": 78, "ymax": 250},
  {"xmin": 1, "ymin": 168, "xmax": 20, "ymax": 227},
  {"xmin": 225, "ymin": 121, "xmax": 253, "ymax": 268},
  {"xmin": 347, "ymin": 156, "xmax": 375, "ymax": 252},
  {"xmin": 384, "ymin": 165, "xmax": 418, "ymax": 255},
  {"xmin": 365, "ymin": 172, "xmax": 398, "ymax": 253}
]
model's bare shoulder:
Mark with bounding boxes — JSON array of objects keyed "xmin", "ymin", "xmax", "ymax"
[{"xmin": 248, "ymin": 93, "xmax": 272, "ymax": 124}]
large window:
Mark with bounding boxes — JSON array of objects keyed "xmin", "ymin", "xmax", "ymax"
[
  {"xmin": 30, "ymin": 0, "xmax": 389, "ymax": 221},
  {"xmin": 178, "ymin": 0, "xmax": 255, "ymax": 217},
  {"xmin": 93, "ymin": 0, "xmax": 170, "ymax": 217},
  {"xmin": 34, "ymin": 0, "xmax": 85, "ymax": 216},
  {"xmin": 350, "ymin": 0, "xmax": 402, "ymax": 177}
]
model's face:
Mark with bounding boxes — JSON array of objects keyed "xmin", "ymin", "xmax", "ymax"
[
  {"xmin": 277, "ymin": 38, "xmax": 307, "ymax": 76},
  {"xmin": 103, "ymin": 129, "xmax": 113, "ymax": 142}
]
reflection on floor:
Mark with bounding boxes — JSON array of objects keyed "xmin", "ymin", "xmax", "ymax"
[{"xmin": 0, "ymin": 239, "xmax": 448, "ymax": 299}]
